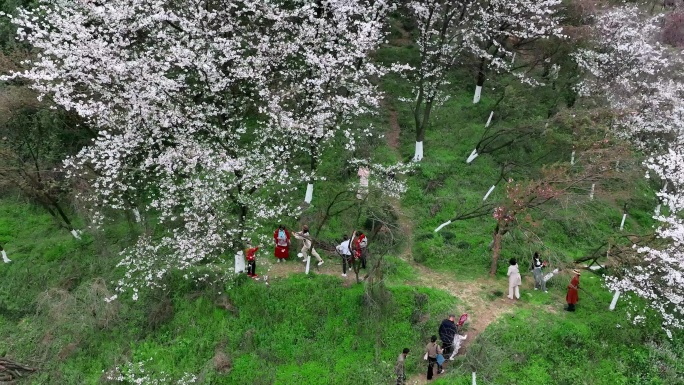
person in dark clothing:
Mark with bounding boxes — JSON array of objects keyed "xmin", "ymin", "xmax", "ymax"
[{"xmin": 439, "ymin": 314, "xmax": 457, "ymax": 357}]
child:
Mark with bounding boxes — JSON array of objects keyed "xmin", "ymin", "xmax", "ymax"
[
  {"xmin": 245, "ymin": 241, "xmax": 259, "ymax": 277},
  {"xmin": 273, "ymin": 225, "xmax": 290, "ymax": 263}
]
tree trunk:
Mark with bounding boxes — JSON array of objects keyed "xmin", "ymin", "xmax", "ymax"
[
  {"xmin": 490, "ymin": 225, "xmax": 502, "ymax": 276},
  {"xmin": 474, "ymin": 57, "xmax": 487, "ymax": 104},
  {"xmin": 305, "ymin": 142, "xmax": 318, "ymax": 203}
]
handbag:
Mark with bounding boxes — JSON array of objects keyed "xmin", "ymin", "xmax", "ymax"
[
  {"xmin": 436, "ymin": 353, "xmax": 445, "ymax": 365},
  {"xmin": 423, "ymin": 352, "xmax": 428, "ymax": 361}
]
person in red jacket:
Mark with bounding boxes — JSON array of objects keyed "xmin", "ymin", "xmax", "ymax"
[
  {"xmin": 353, "ymin": 231, "xmax": 368, "ymax": 269},
  {"xmin": 273, "ymin": 225, "xmax": 290, "ymax": 263},
  {"xmin": 245, "ymin": 241, "xmax": 259, "ymax": 277},
  {"xmin": 566, "ymin": 269, "xmax": 581, "ymax": 311}
]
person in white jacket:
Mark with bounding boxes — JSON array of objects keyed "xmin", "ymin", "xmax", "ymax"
[
  {"xmin": 507, "ymin": 258, "xmax": 522, "ymax": 300},
  {"xmin": 293, "ymin": 225, "xmax": 324, "ymax": 266},
  {"xmin": 336, "ymin": 235, "xmax": 353, "ymax": 277}
]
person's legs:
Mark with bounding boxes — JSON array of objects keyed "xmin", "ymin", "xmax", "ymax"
[
  {"xmin": 533, "ymin": 268, "xmax": 541, "ymax": 289},
  {"xmin": 427, "ymin": 358, "xmax": 435, "ymax": 380},
  {"xmin": 541, "ymin": 274, "xmax": 547, "ymax": 292},
  {"xmin": 508, "ymin": 284, "xmax": 514, "ymax": 299},
  {"xmin": 300, "ymin": 245, "xmax": 309, "ymax": 261},
  {"xmin": 515, "ymin": 286, "xmax": 520, "ymax": 299},
  {"xmin": 342, "ymin": 255, "xmax": 348, "ymax": 275},
  {"xmin": 311, "ymin": 247, "xmax": 323, "ymax": 263},
  {"xmin": 247, "ymin": 260, "xmax": 255, "ymax": 276}
]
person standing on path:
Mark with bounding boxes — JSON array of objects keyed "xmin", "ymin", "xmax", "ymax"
[
  {"xmin": 425, "ymin": 335, "xmax": 443, "ymax": 380},
  {"xmin": 395, "ymin": 348, "xmax": 409, "ymax": 385},
  {"xmin": 273, "ymin": 225, "xmax": 290, "ymax": 263},
  {"xmin": 353, "ymin": 230, "xmax": 368, "ymax": 269},
  {"xmin": 507, "ymin": 258, "xmax": 522, "ymax": 300},
  {"xmin": 438, "ymin": 314, "xmax": 457, "ymax": 359},
  {"xmin": 336, "ymin": 235, "xmax": 352, "ymax": 277},
  {"xmin": 531, "ymin": 252, "xmax": 547, "ymax": 292},
  {"xmin": 245, "ymin": 241, "xmax": 259, "ymax": 277},
  {"xmin": 293, "ymin": 225, "xmax": 324, "ymax": 266},
  {"xmin": 566, "ymin": 269, "xmax": 581, "ymax": 311}
]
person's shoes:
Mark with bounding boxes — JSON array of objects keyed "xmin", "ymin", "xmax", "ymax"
[
  {"xmin": 341, "ymin": 273, "xmax": 347, "ymax": 277},
  {"xmin": 438, "ymin": 369, "xmax": 444, "ymax": 375},
  {"xmin": 317, "ymin": 260, "xmax": 324, "ymax": 266},
  {"xmin": 277, "ymin": 259, "xmax": 281, "ymax": 263},
  {"xmin": 534, "ymin": 287, "xmax": 538, "ymax": 290},
  {"xmin": 544, "ymin": 290, "xmax": 548, "ymax": 293}
]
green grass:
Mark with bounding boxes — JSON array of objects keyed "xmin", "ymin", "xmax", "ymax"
[
  {"xmin": 433, "ymin": 274, "xmax": 684, "ymax": 385},
  {"xmin": 0, "ymin": 31, "xmax": 678, "ymax": 385}
]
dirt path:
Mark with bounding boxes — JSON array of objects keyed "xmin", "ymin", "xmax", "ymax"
[
  {"xmin": 382, "ymin": 96, "xmax": 515, "ymax": 384},
  {"xmin": 385, "ymin": 104, "xmax": 401, "ymax": 151}
]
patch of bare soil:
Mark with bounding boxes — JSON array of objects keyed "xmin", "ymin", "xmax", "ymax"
[
  {"xmin": 259, "ymin": 255, "xmax": 363, "ymax": 286},
  {"xmin": 385, "ymin": 103, "xmax": 402, "ymax": 151}
]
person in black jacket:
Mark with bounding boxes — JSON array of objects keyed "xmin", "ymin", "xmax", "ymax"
[{"xmin": 438, "ymin": 314, "xmax": 457, "ymax": 358}]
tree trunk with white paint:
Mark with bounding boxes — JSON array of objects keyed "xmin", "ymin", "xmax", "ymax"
[
  {"xmin": 543, "ymin": 268, "xmax": 559, "ymax": 282},
  {"xmin": 435, "ymin": 220, "xmax": 452, "ymax": 232},
  {"xmin": 474, "ymin": 57, "xmax": 487, "ymax": 104},
  {"xmin": 305, "ymin": 255, "xmax": 311, "ymax": 275},
  {"xmin": 1, "ymin": 249, "xmax": 10, "ymax": 263},
  {"xmin": 473, "ymin": 85, "xmax": 482, "ymax": 104},
  {"xmin": 133, "ymin": 208, "xmax": 141, "ymax": 223},
  {"xmin": 414, "ymin": 141, "xmax": 424, "ymax": 162},
  {"xmin": 466, "ymin": 149, "xmax": 479, "ymax": 164},
  {"xmin": 234, "ymin": 251, "xmax": 246, "ymax": 274},
  {"xmin": 590, "ymin": 184, "xmax": 595, "ymax": 200},
  {"xmin": 609, "ymin": 290, "xmax": 620, "ymax": 311},
  {"xmin": 304, "ymin": 183, "xmax": 314, "ymax": 204},
  {"xmin": 472, "ymin": 372, "xmax": 477, "ymax": 385},
  {"xmin": 483, "ymin": 185, "xmax": 495, "ymax": 201},
  {"xmin": 70, "ymin": 229, "xmax": 82, "ymax": 240},
  {"xmin": 485, "ymin": 111, "xmax": 494, "ymax": 127},
  {"xmin": 571, "ymin": 151, "xmax": 575, "ymax": 165},
  {"xmin": 620, "ymin": 213, "xmax": 627, "ymax": 231}
]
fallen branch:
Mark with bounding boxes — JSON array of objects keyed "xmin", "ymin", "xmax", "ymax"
[{"xmin": 0, "ymin": 357, "xmax": 36, "ymax": 381}]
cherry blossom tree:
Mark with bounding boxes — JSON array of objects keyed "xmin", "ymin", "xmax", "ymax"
[
  {"xmin": 1, "ymin": 0, "xmax": 391, "ymax": 298},
  {"xmin": 262, "ymin": 0, "xmax": 392, "ymax": 203},
  {"xmin": 573, "ymin": 5, "xmax": 680, "ymax": 150},
  {"xmin": 463, "ymin": 0, "xmax": 564, "ymax": 103},
  {"xmin": 576, "ymin": 4, "xmax": 684, "ymax": 335},
  {"xmin": 399, "ymin": 0, "xmax": 474, "ymax": 161},
  {"xmin": 398, "ymin": 0, "xmax": 563, "ymax": 161},
  {"xmin": 607, "ymin": 148, "xmax": 684, "ymax": 337}
]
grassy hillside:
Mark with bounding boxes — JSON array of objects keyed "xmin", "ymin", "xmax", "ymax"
[{"xmin": 0, "ymin": 17, "xmax": 681, "ymax": 385}]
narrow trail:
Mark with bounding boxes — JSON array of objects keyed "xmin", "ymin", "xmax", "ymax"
[
  {"xmin": 263, "ymin": 97, "xmax": 518, "ymax": 384},
  {"xmin": 382, "ymin": 98, "xmax": 515, "ymax": 384}
]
